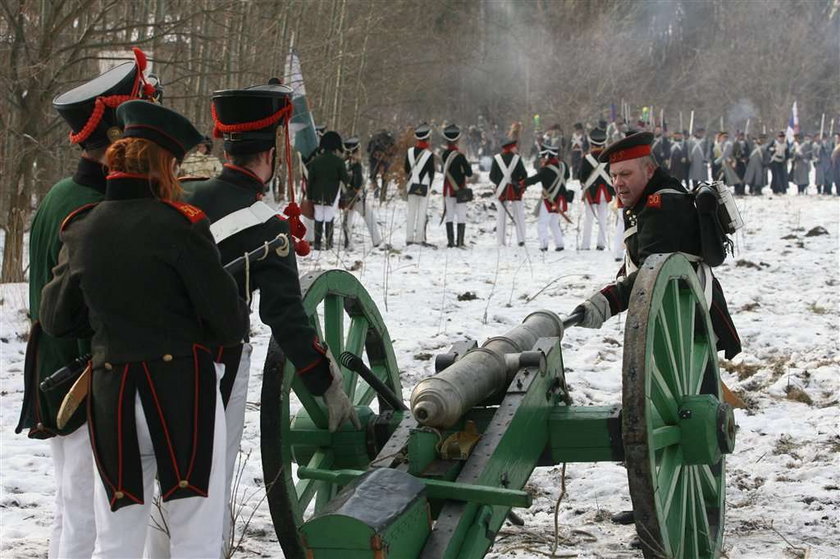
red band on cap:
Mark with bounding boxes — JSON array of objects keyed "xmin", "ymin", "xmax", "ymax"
[{"xmin": 609, "ymin": 144, "xmax": 651, "ymax": 164}]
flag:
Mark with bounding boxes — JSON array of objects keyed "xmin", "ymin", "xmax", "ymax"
[
  {"xmin": 785, "ymin": 101, "xmax": 799, "ymax": 143},
  {"xmin": 284, "ymin": 50, "xmax": 318, "ymax": 159}
]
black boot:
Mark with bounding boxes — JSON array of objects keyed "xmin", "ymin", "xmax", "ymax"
[
  {"xmin": 446, "ymin": 222, "xmax": 455, "ymax": 248},
  {"xmin": 456, "ymin": 224, "xmax": 465, "ymax": 247},
  {"xmin": 325, "ymin": 221, "xmax": 334, "ymax": 250},
  {"xmin": 314, "ymin": 221, "xmax": 323, "ymax": 250}
]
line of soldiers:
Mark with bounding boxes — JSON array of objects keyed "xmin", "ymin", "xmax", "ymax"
[{"xmin": 18, "ymin": 53, "xmax": 359, "ymax": 558}]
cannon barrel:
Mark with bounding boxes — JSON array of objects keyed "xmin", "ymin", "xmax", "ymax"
[{"xmin": 410, "ymin": 310, "xmax": 565, "ymax": 428}]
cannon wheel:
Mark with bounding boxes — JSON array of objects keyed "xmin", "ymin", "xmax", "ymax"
[
  {"xmin": 260, "ymin": 269, "xmax": 402, "ymax": 559},
  {"xmin": 622, "ymin": 254, "xmax": 728, "ymax": 559}
]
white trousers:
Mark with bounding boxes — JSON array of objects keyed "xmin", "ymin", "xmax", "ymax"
[
  {"xmin": 313, "ymin": 203, "xmax": 337, "ymax": 223},
  {"xmin": 495, "ymin": 200, "xmax": 526, "ymax": 245},
  {"xmin": 581, "ymin": 200, "xmax": 608, "ymax": 249},
  {"xmin": 613, "ymin": 211, "xmax": 625, "ymax": 260},
  {"xmin": 49, "ymin": 426, "xmax": 97, "ymax": 559},
  {"xmin": 443, "ymin": 196, "xmax": 467, "ymax": 225},
  {"xmin": 145, "ymin": 346, "xmax": 251, "ymax": 559},
  {"xmin": 302, "ymin": 216, "xmax": 314, "ymax": 242},
  {"xmin": 537, "ymin": 204, "xmax": 564, "ymax": 250},
  {"xmin": 343, "ymin": 199, "xmax": 382, "ymax": 248},
  {"xmin": 101, "ymin": 385, "xmax": 226, "ymax": 559},
  {"xmin": 406, "ymin": 194, "xmax": 429, "ymax": 243}
]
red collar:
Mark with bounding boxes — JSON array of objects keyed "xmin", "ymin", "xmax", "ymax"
[
  {"xmin": 415, "ymin": 141, "xmax": 430, "ymax": 150},
  {"xmin": 502, "ymin": 145, "xmax": 515, "ymax": 154}
]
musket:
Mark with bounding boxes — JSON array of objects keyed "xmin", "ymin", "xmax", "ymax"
[
  {"xmin": 819, "ymin": 113, "xmax": 825, "ymax": 139},
  {"xmin": 744, "ymin": 119, "xmax": 750, "ymax": 137},
  {"xmin": 679, "ymin": 111, "xmax": 684, "ymax": 132},
  {"xmin": 688, "ymin": 110, "xmax": 695, "ymax": 135}
]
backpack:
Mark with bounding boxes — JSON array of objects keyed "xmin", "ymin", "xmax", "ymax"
[{"xmin": 661, "ymin": 180, "xmax": 744, "ymax": 267}]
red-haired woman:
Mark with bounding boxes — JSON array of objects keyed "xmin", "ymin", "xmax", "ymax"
[{"xmin": 41, "ymin": 100, "xmax": 248, "ymax": 558}]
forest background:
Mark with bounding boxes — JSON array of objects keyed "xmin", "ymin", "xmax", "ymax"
[{"xmin": 1, "ymin": 0, "xmax": 839, "ymax": 282}]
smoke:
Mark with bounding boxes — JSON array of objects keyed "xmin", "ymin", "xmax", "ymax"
[{"xmin": 727, "ymin": 98, "xmax": 759, "ymax": 132}]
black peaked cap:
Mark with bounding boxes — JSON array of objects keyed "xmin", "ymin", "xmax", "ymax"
[
  {"xmin": 212, "ymin": 84, "xmax": 291, "ymax": 155},
  {"xmin": 117, "ymin": 100, "xmax": 203, "ymax": 161},
  {"xmin": 598, "ymin": 131, "xmax": 654, "ymax": 163}
]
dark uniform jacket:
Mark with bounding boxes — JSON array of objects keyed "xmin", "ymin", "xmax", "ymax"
[
  {"xmin": 524, "ymin": 159, "xmax": 570, "ymax": 213},
  {"xmin": 40, "ymin": 174, "xmax": 249, "ymax": 510},
  {"xmin": 186, "ymin": 164, "xmax": 333, "ymax": 397},
  {"xmin": 17, "ymin": 158, "xmax": 107, "ymax": 438},
  {"xmin": 341, "ymin": 158, "xmax": 364, "ymax": 209},
  {"xmin": 578, "ymin": 152, "xmax": 615, "ymax": 204},
  {"xmin": 489, "ymin": 150, "xmax": 528, "ymax": 201},
  {"xmin": 404, "ymin": 145, "xmax": 436, "ymax": 192},
  {"xmin": 441, "ymin": 147, "xmax": 473, "ymax": 197},
  {"xmin": 306, "ymin": 151, "xmax": 350, "ymax": 205},
  {"xmin": 599, "ymin": 168, "xmax": 741, "ymax": 359},
  {"xmin": 668, "ymin": 141, "xmax": 689, "ymax": 183}
]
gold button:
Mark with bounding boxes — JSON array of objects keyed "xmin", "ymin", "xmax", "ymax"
[
  {"xmin": 104, "ymin": 362, "xmax": 113, "ymax": 371},
  {"xmin": 162, "ymin": 354, "xmax": 173, "ymax": 362},
  {"xmin": 114, "ymin": 491, "xmax": 124, "ymax": 499},
  {"xmin": 178, "ymin": 480, "xmax": 189, "ymax": 488}
]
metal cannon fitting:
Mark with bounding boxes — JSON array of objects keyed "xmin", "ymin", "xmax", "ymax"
[{"xmin": 410, "ymin": 310, "xmax": 564, "ymax": 428}]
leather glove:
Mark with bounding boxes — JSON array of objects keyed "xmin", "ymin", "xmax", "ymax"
[
  {"xmin": 574, "ymin": 291, "xmax": 612, "ymax": 329},
  {"xmin": 321, "ymin": 351, "xmax": 362, "ymax": 432}
]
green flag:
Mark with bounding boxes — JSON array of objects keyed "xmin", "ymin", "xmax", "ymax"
[{"xmin": 284, "ymin": 49, "xmax": 318, "ymax": 159}]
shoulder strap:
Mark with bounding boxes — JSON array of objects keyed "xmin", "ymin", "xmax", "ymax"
[
  {"xmin": 583, "ymin": 155, "xmax": 610, "ymax": 188},
  {"xmin": 544, "ymin": 164, "xmax": 564, "ymax": 198},
  {"xmin": 494, "ymin": 154, "xmax": 520, "ymax": 197},
  {"xmin": 209, "ymin": 200, "xmax": 278, "ymax": 244},
  {"xmin": 60, "ymin": 202, "xmax": 99, "ymax": 232},
  {"xmin": 409, "ymin": 149, "xmax": 433, "ymax": 185},
  {"xmin": 161, "ymin": 200, "xmax": 207, "ymax": 224}
]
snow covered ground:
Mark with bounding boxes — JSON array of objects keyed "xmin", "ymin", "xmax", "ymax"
[{"xmin": 1, "ymin": 171, "xmax": 838, "ymax": 558}]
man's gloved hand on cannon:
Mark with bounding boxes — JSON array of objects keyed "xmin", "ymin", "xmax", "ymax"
[
  {"xmin": 300, "ymin": 348, "xmax": 362, "ymax": 432},
  {"xmin": 573, "ymin": 290, "xmax": 613, "ymax": 329}
]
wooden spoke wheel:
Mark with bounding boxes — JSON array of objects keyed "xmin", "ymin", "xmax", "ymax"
[
  {"xmin": 260, "ymin": 270, "xmax": 403, "ymax": 559},
  {"xmin": 622, "ymin": 254, "xmax": 735, "ymax": 559}
]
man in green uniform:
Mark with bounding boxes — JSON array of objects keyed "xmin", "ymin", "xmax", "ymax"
[
  {"xmin": 575, "ymin": 132, "xmax": 741, "ymax": 359},
  {"xmin": 15, "ymin": 50, "xmax": 155, "ymax": 559},
  {"xmin": 306, "ymin": 130, "xmax": 350, "ymax": 250}
]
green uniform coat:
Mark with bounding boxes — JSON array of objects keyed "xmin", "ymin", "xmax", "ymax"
[
  {"xmin": 306, "ymin": 152, "xmax": 350, "ymax": 205},
  {"xmin": 16, "ymin": 157, "xmax": 107, "ymax": 438}
]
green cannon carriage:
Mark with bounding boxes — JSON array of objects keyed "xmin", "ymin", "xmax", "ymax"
[{"xmin": 259, "ymin": 253, "xmax": 736, "ymax": 559}]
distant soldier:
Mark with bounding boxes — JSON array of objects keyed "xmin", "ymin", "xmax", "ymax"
[
  {"xmin": 16, "ymin": 50, "xmax": 155, "ymax": 559},
  {"xmin": 791, "ymin": 134, "xmax": 812, "ymax": 194},
  {"xmin": 440, "ymin": 124, "xmax": 473, "ymax": 248},
  {"xmin": 490, "ymin": 137, "xmax": 529, "ymax": 246},
  {"xmin": 668, "ymin": 130, "xmax": 689, "ymax": 185},
  {"xmin": 367, "ymin": 128, "xmax": 395, "ymax": 200},
  {"xmin": 341, "ymin": 136, "xmax": 382, "ymax": 249},
  {"xmin": 744, "ymin": 133, "xmax": 769, "ymax": 195},
  {"xmin": 688, "ymin": 128, "xmax": 710, "ymax": 188},
  {"xmin": 767, "ymin": 131, "xmax": 790, "ymax": 194},
  {"xmin": 651, "ymin": 125, "xmax": 671, "ymax": 167},
  {"xmin": 569, "ymin": 122, "xmax": 588, "ymax": 178},
  {"xmin": 578, "ymin": 126, "xmax": 613, "ymax": 250},
  {"xmin": 832, "ymin": 133, "xmax": 840, "ymax": 195},
  {"xmin": 813, "ymin": 135, "xmax": 833, "ymax": 195},
  {"xmin": 307, "ymin": 131, "xmax": 350, "ymax": 250},
  {"xmin": 404, "ymin": 123, "xmax": 435, "ymax": 246},
  {"xmin": 178, "ymin": 135, "xmax": 222, "ymax": 178},
  {"xmin": 715, "ymin": 132, "xmax": 744, "ymax": 194},
  {"xmin": 524, "ymin": 144, "xmax": 569, "ymax": 251},
  {"xmin": 734, "ymin": 131, "xmax": 749, "ymax": 186}
]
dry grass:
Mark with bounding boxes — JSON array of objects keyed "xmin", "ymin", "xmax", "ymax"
[
  {"xmin": 784, "ymin": 386, "xmax": 813, "ymax": 405},
  {"xmin": 720, "ymin": 359, "xmax": 762, "ymax": 381}
]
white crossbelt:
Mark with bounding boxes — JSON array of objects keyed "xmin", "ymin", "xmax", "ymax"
[
  {"xmin": 210, "ymin": 201, "xmax": 278, "ymax": 244},
  {"xmin": 408, "ymin": 148, "xmax": 433, "ymax": 186},
  {"xmin": 544, "ymin": 164, "xmax": 565, "ymax": 199},
  {"xmin": 493, "ymin": 153, "xmax": 520, "ymax": 198},
  {"xmin": 442, "ymin": 150, "xmax": 460, "ymax": 191},
  {"xmin": 583, "ymin": 154, "xmax": 611, "ymax": 189}
]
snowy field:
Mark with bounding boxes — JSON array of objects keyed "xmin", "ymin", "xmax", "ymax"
[{"xmin": 1, "ymin": 171, "xmax": 838, "ymax": 558}]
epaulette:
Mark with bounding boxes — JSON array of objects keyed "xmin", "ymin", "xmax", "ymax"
[
  {"xmin": 60, "ymin": 203, "xmax": 99, "ymax": 232},
  {"xmin": 161, "ymin": 200, "xmax": 207, "ymax": 224}
]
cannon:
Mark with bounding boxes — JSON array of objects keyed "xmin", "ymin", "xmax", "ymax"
[{"xmin": 260, "ymin": 253, "xmax": 736, "ymax": 559}]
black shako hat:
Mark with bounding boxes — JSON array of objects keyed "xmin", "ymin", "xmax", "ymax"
[
  {"xmin": 211, "ymin": 82, "xmax": 292, "ymax": 155},
  {"xmin": 53, "ymin": 48, "xmax": 153, "ymax": 150},
  {"xmin": 117, "ymin": 100, "xmax": 202, "ymax": 161},
  {"xmin": 343, "ymin": 136, "xmax": 360, "ymax": 152},
  {"xmin": 588, "ymin": 128, "xmax": 607, "ymax": 147},
  {"xmin": 414, "ymin": 123, "xmax": 431, "ymax": 141},
  {"xmin": 598, "ymin": 131, "xmax": 654, "ymax": 164},
  {"xmin": 443, "ymin": 124, "xmax": 461, "ymax": 142},
  {"xmin": 320, "ymin": 130, "xmax": 343, "ymax": 152}
]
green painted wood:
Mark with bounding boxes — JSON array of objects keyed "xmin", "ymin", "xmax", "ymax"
[{"xmin": 622, "ymin": 254, "xmax": 730, "ymax": 559}]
